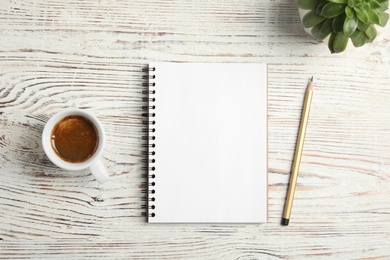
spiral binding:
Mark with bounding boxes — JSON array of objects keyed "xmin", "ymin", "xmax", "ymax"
[{"xmin": 147, "ymin": 65, "xmax": 156, "ymax": 218}]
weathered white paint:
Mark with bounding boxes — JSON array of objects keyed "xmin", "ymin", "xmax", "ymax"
[{"xmin": 1, "ymin": 0, "xmax": 389, "ymax": 258}]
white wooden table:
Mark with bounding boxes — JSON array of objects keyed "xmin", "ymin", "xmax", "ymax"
[{"xmin": 1, "ymin": 0, "xmax": 389, "ymax": 259}]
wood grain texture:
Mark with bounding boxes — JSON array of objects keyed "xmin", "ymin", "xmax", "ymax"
[{"xmin": 1, "ymin": 0, "xmax": 390, "ymax": 259}]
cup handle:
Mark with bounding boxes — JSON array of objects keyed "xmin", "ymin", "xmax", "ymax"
[{"xmin": 89, "ymin": 159, "xmax": 109, "ymax": 183}]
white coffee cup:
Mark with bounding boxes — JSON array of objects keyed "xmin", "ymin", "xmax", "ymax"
[{"xmin": 42, "ymin": 108, "xmax": 109, "ymax": 183}]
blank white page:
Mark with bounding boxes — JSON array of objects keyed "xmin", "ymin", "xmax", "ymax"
[{"xmin": 148, "ymin": 62, "xmax": 267, "ymax": 223}]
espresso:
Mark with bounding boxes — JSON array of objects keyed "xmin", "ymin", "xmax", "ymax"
[{"xmin": 51, "ymin": 115, "xmax": 98, "ymax": 163}]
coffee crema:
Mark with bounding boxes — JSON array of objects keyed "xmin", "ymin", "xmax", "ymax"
[{"xmin": 51, "ymin": 115, "xmax": 98, "ymax": 163}]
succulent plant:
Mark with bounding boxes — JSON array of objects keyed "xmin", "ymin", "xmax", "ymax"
[{"xmin": 298, "ymin": 0, "xmax": 389, "ymax": 53}]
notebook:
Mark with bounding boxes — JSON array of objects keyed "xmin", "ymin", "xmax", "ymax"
[{"xmin": 147, "ymin": 62, "xmax": 268, "ymax": 223}]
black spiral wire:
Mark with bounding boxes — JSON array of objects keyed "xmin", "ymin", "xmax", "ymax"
[{"xmin": 147, "ymin": 66, "xmax": 156, "ymax": 218}]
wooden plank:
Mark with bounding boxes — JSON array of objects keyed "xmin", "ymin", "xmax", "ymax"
[{"xmin": 0, "ymin": 0, "xmax": 389, "ymax": 258}]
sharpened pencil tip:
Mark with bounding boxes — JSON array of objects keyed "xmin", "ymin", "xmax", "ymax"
[{"xmin": 307, "ymin": 76, "xmax": 314, "ymax": 91}]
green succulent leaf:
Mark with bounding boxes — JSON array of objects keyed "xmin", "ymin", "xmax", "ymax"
[
  {"xmin": 333, "ymin": 13, "xmax": 346, "ymax": 32},
  {"xmin": 348, "ymin": 0, "xmax": 360, "ymax": 7},
  {"xmin": 376, "ymin": 1, "xmax": 389, "ymax": 12},
  {"xmin": 311, "ymin": 22, "xmax": 325, "ymax": 40},
  {"xmin": 328, "ymin": 32, "xmax": 337, "ymax": 53},
  {"xmin": 321, "ymin": 3, "xmax": 347, "ymax": 18},
  {"xmin": 345, "ymin": 6, "xmax": 355, "ymax": 18},
  {"xmin": 303, "ymin": 10, "xmax": 326, "ymax": 28},
  {"xmin": 344, "ymin": 14, "xmax": 359, "ymax": 36},
  {"xmin": 365, "ymin": 25, "xmax": 377, "ymax": 42},
  {"xmin": 375, "ymin": 0, "xmax": 389, "ymax": 12},
  {"xmin": 316, "ymin": 1, "xmax": 329, "ymax": 15},
  {"xmin": 368, "ymin": 0, "xmax": 382, "ymax": 9},
  {"xmin": 311, "ymin": 19, "xmax": 334, "ymax": 40},
  {"xmin": 298, "ymin": 0, "xmax": 325, "ymax": 10},
  {"xmin": 354, "ymin": 6, "xmax": 363, "ymax": 15},
  {"xmin": 328, "ymin": 0, "xmax": 347, "ymax": 3},
  {"xmin": 357, "ymin": 19, "xmax": 370, "ymax": 31},
  {"xmin": 378, "ymin": 12, "xmax": 389, "ymax": 26},
  {"xmin": 350, "ymin": 30, "xmax": 367, "ymax": 47},
  {"xmin": 355, "ymin": 9, "xmax": 370, "ymax": 23},
  {"xmin": 366, "ymin": 9, "xmax": 380, "ymax": 24},
  {"xmin": 333, "ymin": 32, "xmax": 349, "ymax": 53}
]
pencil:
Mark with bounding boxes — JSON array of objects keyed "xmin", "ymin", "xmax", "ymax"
[{"xmin": 282, "ymin": 77, "xmax": 314, "ymax": 226}]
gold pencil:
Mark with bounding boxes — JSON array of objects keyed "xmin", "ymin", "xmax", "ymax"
[{"xmin": 282, "ymin": 77, "xmax": 314, "ymax": 226}]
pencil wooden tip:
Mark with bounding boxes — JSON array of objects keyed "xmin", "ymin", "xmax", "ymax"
[{"xmin": 307, "ymin": 77, "xmax": 314, "ymax": 91}]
